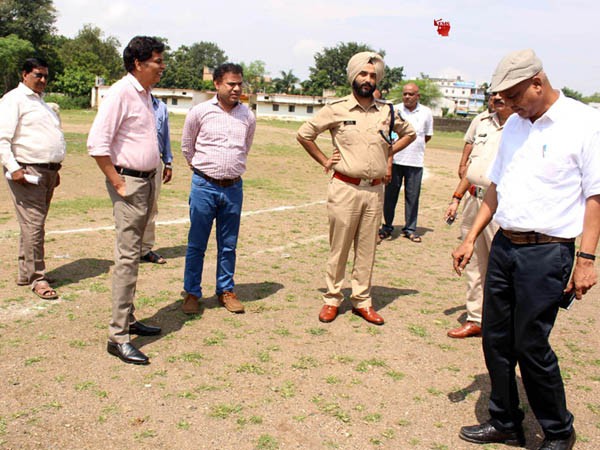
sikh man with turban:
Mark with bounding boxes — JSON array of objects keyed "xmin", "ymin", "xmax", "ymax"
[{"xmin": 297, "ymin": 52, "xmax": 416, "ymax": 325}]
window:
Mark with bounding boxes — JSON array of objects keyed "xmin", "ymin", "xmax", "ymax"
[
  {"xmin": 288, "ymin": 105, "xmax": 295, "ymax": 113},
  {"xmin": 172, "ymin": 98, "xmax": 178, "ymax": 106},
  {"xmin": 272, "ymin": 104, "xmax": 279, "ymax": 111},
  {"xmin": 307, "ymin": 105, "xmax": 314, "ymax": 114}
]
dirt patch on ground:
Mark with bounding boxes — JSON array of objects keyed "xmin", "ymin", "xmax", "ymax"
[{"xmin": 0, "ymin": 117, "xmax": 599, "ymax": 450}]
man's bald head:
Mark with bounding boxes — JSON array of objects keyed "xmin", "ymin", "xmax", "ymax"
[{"xmin": 402, "ymin": 83, "xmax": 420, "ymax": 111}]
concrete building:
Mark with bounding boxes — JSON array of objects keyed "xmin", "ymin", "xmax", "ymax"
[
  {"xmin": 432, "ymin": 76, "xmax": 486, "ymax": 116},
  {"xmin": 249, "ymin": 93, "xmax": 334, "ymax": 121}
]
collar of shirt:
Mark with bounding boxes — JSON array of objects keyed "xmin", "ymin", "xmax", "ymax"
[
  {"xmin": 399, "ymin": 103, "xmax": 421, "ymax": 115},
  {"xmin": 346, "ymin": 94, "xmax": 381, "ymax": 112},
  {"xmin": 210, "ymin": 95, "xmax": 241, "ymax": 111},
  {"xmin": 125, "ymin": 73, "xmax": 147, "ymax": 93},
  {"xmin": 17, "ymin": 82, "xmax": 40, "ymax": 98}
]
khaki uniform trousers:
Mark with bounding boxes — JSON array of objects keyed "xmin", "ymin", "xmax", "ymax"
[
  {"xmin": 141, "ymin": 169, "xmax": 162, "ymax": 255},
  {"xmin": 5, "ymin": 165, "xmax": 59, "ymax": 287},
  {"xmin": 323, "ymin": 177, "xmax": 383, "ymax": 309},
  {"xmin": 460, "ymin": 193, "xmax": 499, "ymax": 324},
  {"xmin": 106, "ymin": 173, "xmax": 156, "ymax": 343}
]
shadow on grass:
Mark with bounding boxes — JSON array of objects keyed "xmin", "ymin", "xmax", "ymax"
[
  {"xmin": 317, "ymin": 285, "xmax": 419, "ymax": 314},
  {"xmin": 447, "ymin": 373, "xmax": 543, "ymax": 449},
  {"xmin": 380, "ymin": 225, "xmax": 434, "ymax": 242},
  {"xmin": 132, "ymin": 281, "xmax": 284, "ymax": 348},
  {"xmin": 46, "ymin": 258, "xmax": 113, "ymax": 287}
]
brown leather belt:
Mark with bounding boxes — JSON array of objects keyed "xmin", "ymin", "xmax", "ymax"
[
  {"xmin": 193, "ymin": 168, "xmax": 241, "ymax": 187},
  {"xmin": 333, "ymin": 171, "xmax": 382, "ymax": 186},
  {"xmin": 501, "ymin": 229, "xmax": 575, "ymax": 245},
  {"xmin": 19, "ymin": 162, "xmax": 62, "ymax": 171}
]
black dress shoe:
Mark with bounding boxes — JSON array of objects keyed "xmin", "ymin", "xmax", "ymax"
[
  {"xmin": 107, "ymin": 341, "xmax": 149, "ymax": 365},
  {"xmin": 129, "ymin": 321, "xmax": 161, "ymax": 336},
  {"xmin": 538, "ymin": 430, "xmax": 576, "ymax": 450},
  {"xmin": 459, "ymin": 421, "xmax": 525, "ymax": 447}
]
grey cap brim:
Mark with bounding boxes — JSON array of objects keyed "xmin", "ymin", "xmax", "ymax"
[{"xmin": 490, "ymin": 49, "xmax": 543, "ymax": 93}]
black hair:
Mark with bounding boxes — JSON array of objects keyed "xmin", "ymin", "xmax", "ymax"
[
  {"xmin": 213, "ymin": 63, "xmax": 244, "ymax": 82},
  {"xmin": 22, "ymin": 58, "xmax": 49, "ymax": 74},
  {"xmin": 123, "ymin": 36, "xmax": 165, "ymax": 72}
]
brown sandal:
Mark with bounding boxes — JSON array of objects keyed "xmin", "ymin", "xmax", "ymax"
[{"xmin": 32, "ymin": 281, "xmax": 59, "ymax": 300}]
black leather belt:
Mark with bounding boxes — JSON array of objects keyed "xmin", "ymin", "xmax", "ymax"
[
  {"xmin": 19, "ymin": 162, "xmax": 62, "ymax": 171},
  {"xmin": 114, "ymin": 165, "xmax": 155, "ymax": 178},
  {"xmin": 193, "ymin": 168, "xmax": 240, "ymax": 187},
  {"xmin": 501, "ymin": 229, "xmax": 575, "ymax": 245}
]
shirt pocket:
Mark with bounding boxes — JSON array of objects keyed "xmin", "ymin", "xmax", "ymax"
[{"xmin": 335, "ymin": 120, "xmax": 361, "ymax": 147}]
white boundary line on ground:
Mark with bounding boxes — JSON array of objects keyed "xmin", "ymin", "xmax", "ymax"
[{"xmin": 45, "ymin": 200, "xmax": 326, "ymax": 236}]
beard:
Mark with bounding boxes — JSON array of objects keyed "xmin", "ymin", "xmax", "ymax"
[{"xmin": 352, "ymin": 80, "xmax": 376, "ymax": 98}]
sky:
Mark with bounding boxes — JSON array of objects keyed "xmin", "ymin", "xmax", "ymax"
[{"xmin": 53, "ymin": 0, "xmax": 600, "ymax": 95}]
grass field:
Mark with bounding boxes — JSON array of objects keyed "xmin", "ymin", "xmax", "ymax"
[{"xmin": 0, "ymin": 110, "xmax": 598, "ymax": 450}]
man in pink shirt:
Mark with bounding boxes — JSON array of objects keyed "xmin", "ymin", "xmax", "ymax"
[
  {"xmin": 87, "ymin": 36, "xmax": 165, "ymax": 365},
  {"xmin": 181, "ymin": 63, "xmax": 256, "ymax": 315}
]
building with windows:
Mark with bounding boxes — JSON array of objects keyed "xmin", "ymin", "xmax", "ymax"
[
  {"xmin": 249, "ymin": 93, "xmax": 334, "ymax": 121},
  {"xmin": 432, "ymin": 76, "xmax": 486, "ymax": 116}
]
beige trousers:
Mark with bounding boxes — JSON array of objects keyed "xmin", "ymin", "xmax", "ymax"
[
  {"xmin": 106, "ymin": 174, "xmax": 156, "ymax": 343},
  {"xmin": 460, "ymin": 193, "xmax": 499, "ymax": 324},
  {"xmin": 141, "ymin": 169, "xmax": 162, "ymax": 255},
  {"xmin": 5, "ymin": 165, "xmax": 59, "ymax": 287},
  {"xmin": 323, "ymin": 177, "xmax": 383, "ymax": 309}
]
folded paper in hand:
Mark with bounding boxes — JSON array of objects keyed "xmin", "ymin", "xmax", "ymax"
[{"xmin": 5, "ymin": 171, "xmax": 40, "ymax": 185}]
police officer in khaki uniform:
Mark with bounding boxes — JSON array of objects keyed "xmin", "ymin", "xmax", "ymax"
[
  {"xmin": 297, "ymin": 52, "xmax": 416, "ymax": 325},
  {"xmin": 444, "ymin": 93, "xmax": 512, "ymax": 338}
]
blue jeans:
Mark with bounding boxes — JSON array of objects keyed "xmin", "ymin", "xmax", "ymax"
[
  {"xmin": 183, "ymin": 174, "xmax": 243, "ymax": 297},
  {"xmin": 382, "ymin": 164, "xmax": 422, "ymax": 234}
]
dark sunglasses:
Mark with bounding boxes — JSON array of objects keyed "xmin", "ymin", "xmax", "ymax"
[{"xmin": 32, "ymin": 73, "xmax": 49, "ymax": 80}]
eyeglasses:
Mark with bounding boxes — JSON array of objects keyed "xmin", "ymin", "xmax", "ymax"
[{"xmin": 31, "ymin": 73, "xmax": 49, "ymax": 80}]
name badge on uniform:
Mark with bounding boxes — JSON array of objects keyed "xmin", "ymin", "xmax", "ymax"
[{"xmin": 343, "ymin": 120, "xmax": 356, "ymax": 125}]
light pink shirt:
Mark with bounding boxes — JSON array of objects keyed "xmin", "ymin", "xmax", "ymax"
[
  {"xmin": 181, "ymin": 97, "xmax": 256, "ymax": 179},
  {"xmin": 87, "ymin": 73, "xmax": 160, "ymax": 172}
]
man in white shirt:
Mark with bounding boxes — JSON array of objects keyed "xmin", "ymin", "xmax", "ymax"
[
  {"xmin": 0, "ymin": 58, "xmax": 65, "ymax": 300},
  {"xmin": 453, "ymin": 49, "xmax": 600, "ymax": 450},
  {"xmin": 379, "ymin": 82, "xmax": 433, "ymax": 243}
]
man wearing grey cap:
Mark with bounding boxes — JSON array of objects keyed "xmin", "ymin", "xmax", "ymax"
[
  {"xmin": 297, "ymin": 52, "xmax": 415, "ymax": 325},
  {"xmin": 452, "ymin": 49, "xmax": 600, "ymax": 450}
]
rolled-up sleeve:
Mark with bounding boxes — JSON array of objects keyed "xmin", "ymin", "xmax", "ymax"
[{"xmin": 87, "ymin": 91, "xmax": 124, "ymax": 157}]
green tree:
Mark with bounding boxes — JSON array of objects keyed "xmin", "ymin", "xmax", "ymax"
[
  {"xmin": 378, "ymin": 66, "xmax": 404, "ymax": 94},
  {"xmin": 0, "ymin": 34, "xmax": 34, "ymax": 94},
  {"xmin": 241, "ymin": 60, "xmax": 269, "ymax": 93},
  {"xmin": 272, "ymin": 70, "xmax": 299, "ymax": 94},
  {"xmin": 388, "ymin": 78, "xmax": 442, "ymax": 106},
  {"xmin": 561, "ymin": 86, "xmax": 584, "ymax": 102},
  {"xmin": 52, "ymin": 67, "xmax": 96, "ymax": 97},
  {"xmin": 0, "ymin": 0, "xmax": 56, "ymax": 49},
  {"xmin": 59, "ymin": 24, "xmax": 122, "ymax": 83},
  {"xmin": 303, "ymin": 42, "xmax": 385, "ymax": 96},
  {"xmin": 158, "ymin": 41, "xmax": 227, "ymax": 89}
]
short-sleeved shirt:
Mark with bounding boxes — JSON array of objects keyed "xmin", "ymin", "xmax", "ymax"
[
  {"xmin": 297, "ymin": 95, "xmax": 415, "ymax": 179},
  {"xmin": 392, "ymin": 103, "xmax": 433, "ymax": 167},
  {"xmin": 465, "ymin": 112, "xmax": 506, "ymax": 189},
  {"xmin": 490, "ymin": 93, "xmax": 600, "ymax": 238},
  {"xmin": 464, "ymin": 110, "xmax": 491, "ymax": 144}
]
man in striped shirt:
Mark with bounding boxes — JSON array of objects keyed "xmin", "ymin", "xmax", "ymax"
[{"xmin": 181, "ymin": 63, "xmax": 256, "ymax": 315}]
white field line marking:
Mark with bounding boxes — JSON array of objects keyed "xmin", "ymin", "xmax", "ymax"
[
  {"xmin": 44, "ymin": 200, "xmax": 326, "ymax": 236},
  {"xmin": 254, "ymin": 234, "xmax": 328, "ymax": 255}
]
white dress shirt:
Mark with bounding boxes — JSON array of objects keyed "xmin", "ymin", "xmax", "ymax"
[
  {"xmin": 0, "ymin": 83, "xmax": 66, "ymax": 173},
  {"xmin": 490, "ymin": 93, "xmax": 600, "ymax": 238}
]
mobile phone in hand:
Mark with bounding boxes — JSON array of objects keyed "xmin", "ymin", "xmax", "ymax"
[
  {"xmin": 559, "ymin": 291, "xmax": 576, "ymax": 310},
  {"xmin": 445, "ymin": 214, "xmax": 457, "ymax": 225}
]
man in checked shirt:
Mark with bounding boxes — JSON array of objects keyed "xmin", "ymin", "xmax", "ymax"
[{"xmin": 181, "ymin": 63, "xmax": 256, "ymax": 315}]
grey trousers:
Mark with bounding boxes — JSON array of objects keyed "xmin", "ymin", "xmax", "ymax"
[
  {"xmin": 5, "ymin": 165, "xmax": 59, "ymax": 287},
  {"xmin": 106, "ymin": 174, "xmax": 156, "ymax": 343}
]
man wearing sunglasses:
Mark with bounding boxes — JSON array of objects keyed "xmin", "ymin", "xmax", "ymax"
[{"xmin": 0, "ymin": 58, "xmax": 65, "ymax": 301}]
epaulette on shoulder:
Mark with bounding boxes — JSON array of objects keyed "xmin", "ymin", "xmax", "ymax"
[
  {"xmin": 375, "ymin": 98, "xmax": 393, "ymax": 105},
  {"xmin": 328, "ymin": 97, "xmax": 347, "ymax": 105}
]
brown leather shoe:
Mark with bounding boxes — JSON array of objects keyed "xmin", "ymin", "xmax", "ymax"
[
  {"xmin": 218, "ymin": 291, "xmax": 244, "ymax": 313},
  {"xmin": 182, "ymin": 293, "xmax": 201, "ymax": 315},
  {"xmin": 447, "ymin": 321, "xmax": 482, "ymax": 338},
  {"xmin": 352, "ymin": 307, "xmax": 384, "ymax": 325},
  {"xmin": 318, "ymin": 305, "xmax": 339, "ymax": 323}
]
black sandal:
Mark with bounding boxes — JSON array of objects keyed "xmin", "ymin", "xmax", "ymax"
[{"xmin": 141, "ymin": 251, "xmax": 167, "ymax": 264}]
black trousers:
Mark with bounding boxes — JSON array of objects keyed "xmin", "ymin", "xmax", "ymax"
[{"xmin": 483, "ymin": 231, "xmax": 574, "ymax": 439}]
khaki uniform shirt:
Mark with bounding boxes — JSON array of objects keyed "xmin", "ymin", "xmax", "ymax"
[
  {"xmin": 298, "ymin": 95, "xmax": 416, "ymax": 179},
  {"xmin": 465, "ymin": 112, "xmax": 504, "ymax": 189}
]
